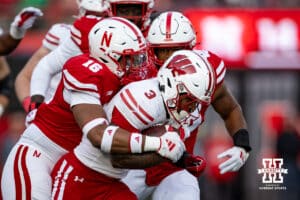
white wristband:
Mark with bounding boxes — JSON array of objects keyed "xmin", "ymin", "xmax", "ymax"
[
  {"xmin": 144, "ymin": 136, "xmax": 161, "ymax": 152},
  {"xmin": 129, "ymin": 133, "xmax": 143, "ymax": 153},
  {"xmin": 100, "ymin": 125, "xmax": 118, "ymax": 153},
  {"xmin": 82, "ymin": 118, "xmax": 108, "ymax": 137}
]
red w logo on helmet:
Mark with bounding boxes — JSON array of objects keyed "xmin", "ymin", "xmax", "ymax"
[{"xmin": 166, "ymin": 54, "xmax": 196, "ymax": 76}]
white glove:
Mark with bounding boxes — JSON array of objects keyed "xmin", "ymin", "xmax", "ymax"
[
  {"xmin": 157, "ymin": 132, "xmax": 186, "ymax": 163},
  {"xmin": 217, "ymin": 146, "xmax": 249, "ymax": 174},
  {"xmin": 25, "ymin": 108, "xmax": 37, "ymax": 127},
  {"xmin": 10, "ymin": 7, "xmax": 43, "ymax": 39}
]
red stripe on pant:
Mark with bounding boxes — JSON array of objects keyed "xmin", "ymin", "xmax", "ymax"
[{"xmin": 13, "ymin": 145, "xmax": 31, "ymax": 200}]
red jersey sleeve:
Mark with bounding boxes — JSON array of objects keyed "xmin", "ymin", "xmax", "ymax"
[
  {"xmin": 71, "ymin": 15, "xmax": 102, "ymax": 53},
  {"xmin": 62, "ymin": 54, "xmax": 121, "ymax": 104},
  {"xmin": 193, "ymin": 49, "xmax": 227, "ymax": 88}
]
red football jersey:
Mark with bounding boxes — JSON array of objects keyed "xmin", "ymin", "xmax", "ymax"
[
  {"xmin": 71, "ymin": 15, "xmax": 102, "ymax": 53},
  {"xmin": 33, "ymin": 54, "xmax": 121, "ymax": 151}
]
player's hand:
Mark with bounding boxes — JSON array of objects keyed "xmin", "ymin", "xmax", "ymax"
[
  {"xmin": 175, "ymin": 152, "xmax": 206, "ymax": 177},
  {"xmin": 22, "ymin": 96, "xmax": 42, "ymax": 113},
  {"xmin": 25, "ymin": 108, "xmax": 37, "ymax": 127},
  {"xmin": 157, "ymin": 132, "xmax": 186, "ymax": 163},
  {"xmin": 10, "ymin": 7, "xmax": 43, "ymax": 39},
  {"xmin": 217, "ymin": 146, "xmax": 249, "ymax": 174}
]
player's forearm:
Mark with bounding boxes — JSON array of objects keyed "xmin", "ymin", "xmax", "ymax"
[
  {"xmin": 223, "ymin": 104, "xmax": 247, "ymax": 136},
  {"xmin": 0, "ymin": 33, "xmax": 21, "ymax": 55},
  {"xmin": 15, "ymin": 72, "xmax": 31, "ymax": 103},
  {"xmin": 15, "ymin": 46, "xmax": 50, "ymax": 103},
  {"xmin": 110, "ymin": 152, "xmax": 166, "ymax": 169},
  {"xmin": 87, "ymin": 125, "xmax": 159, "ymax": 154}
]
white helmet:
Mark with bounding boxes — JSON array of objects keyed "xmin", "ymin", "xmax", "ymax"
[
  {"xmin": 88, "ymin": 17, "xmax": 150, "ymax": 78},
  {"xmin": 147, "ymin": 11, "xmax": 196, "ymax": 66},
  {"xmin": 157, "ymin": 49, "xmax": 216, "ymax": 127},
  {"xmin": 77, "ymin": 0, "xmax": 110, "ymax": 17},
  {"xmin": 107, "ymin": 0, "xmax": 154, "ymax": 31}
]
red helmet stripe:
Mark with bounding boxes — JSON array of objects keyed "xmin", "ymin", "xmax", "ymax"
[{"xmin": 166, "ymin": 12, "xmax": 172, "ymax": 40}]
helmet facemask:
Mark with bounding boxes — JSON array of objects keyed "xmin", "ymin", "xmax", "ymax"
[
  {"xmin": 162, "ymin": 83, "xmax": 207, "ymax": 128},
  {"xmin": 118, "ymin": 50, "xmax": 157, "ymax": 85}
]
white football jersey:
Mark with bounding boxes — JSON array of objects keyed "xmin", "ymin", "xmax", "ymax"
[
  {"xmin": 41, "ymin": 23, "xmax": 72, "ymax": 102},
  {"xmin": 42, "ymin": 23, "xmax": 71, "ymax": 51},
  {"xmin": 31, "ymin": 16, "xmax": 101, "ymax": 99},
  {"xmin": 74, "ymin": 78, "xmax": 167, "ymax": 179},
  {"xmin": 104, "ymin": 78, "xmax": 167, "ymax": 131}
]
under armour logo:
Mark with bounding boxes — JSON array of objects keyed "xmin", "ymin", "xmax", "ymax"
[
  {"xmin": 74, "ymin": 176, "xmax": 84, "ymax": 183},
  {"xmin": 106, "ymin": 90, "xmax": 113, "ymax": 97}
]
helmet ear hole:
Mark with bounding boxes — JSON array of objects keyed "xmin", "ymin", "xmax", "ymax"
[
  {"xmin": 167, "ymin": 78, "xmax": 171, "ymax": 88},
  {"xmin": 159, "ymin": 84, "xmax": 165, "ymax": 92}
]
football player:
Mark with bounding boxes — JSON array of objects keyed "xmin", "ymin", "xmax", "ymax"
[
  {"xmin": 0, "ymin": 7, "xmax": 42, "ymax": 55},
  {"xmin": 50, "ymin": 49, "xmax": 208, "ymax": 199},
  {"xmin": 15, "ymin": 0, "xmax": 110, "ymax": 113},
  {"xmin": 147, "ymin": 11, "xmax": 196, "ymax": 68},
  {"xmin": 1, "ymin": 17, "xmax": 167, "ymax": 200},
  {"xmin": 120, "ymin": 11, "xmax": 251, "ymax": 200}
]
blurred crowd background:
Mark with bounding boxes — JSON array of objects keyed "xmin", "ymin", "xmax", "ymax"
[{"xmin": 0, "ymin": 0, "xmax": 299, "ymax": 200}]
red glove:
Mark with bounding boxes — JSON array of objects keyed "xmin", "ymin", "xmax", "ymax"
[
  {"xmin": 22, "ymin": 96, "xmax": 42, "ymax": 113},
  {"xmin": 175, "ymin": 152, "xmax": 206, "ymax": 177}
]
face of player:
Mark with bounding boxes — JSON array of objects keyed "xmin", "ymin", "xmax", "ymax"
[
  {"xmin": 177, "ymin": 94, "xmax": 199, "ymax": 114},
  {"xmin": 154, "ymin": 47, "xmax": 182, "ymax": 65},
  {"xmin": 115, "ymin": 4, "xmax": 144, "ymax": 28}
]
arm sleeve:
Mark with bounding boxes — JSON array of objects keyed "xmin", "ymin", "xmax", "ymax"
[
  {"xmin": 42, "ymin": 23, "xmax": 71, "ymax": 51},
  {"xmin": 30, "ymin": 36, "xmax": 82, "ymax": 96}
]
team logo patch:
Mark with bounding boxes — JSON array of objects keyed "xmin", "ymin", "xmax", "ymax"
[{"xmin": 257, "ymin": 158, "xmax": 288, "ymax": 190}]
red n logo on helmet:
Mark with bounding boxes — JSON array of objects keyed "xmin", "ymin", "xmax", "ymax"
[
  {"xmin": 166, "ymin": 54, "xmax": 196, "ymax": 76},
  {"xmin": 101, "ymin": 31, "xmax": 113, "ymax": 47}
]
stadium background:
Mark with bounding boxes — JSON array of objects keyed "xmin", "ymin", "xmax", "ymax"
[{"xmin": 0, "ymin": 0, "xmax": 299, "ymax": 199}]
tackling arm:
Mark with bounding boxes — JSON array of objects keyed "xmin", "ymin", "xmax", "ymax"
[
  {"xmin": 72, "ymin": 103, "xmax": 185, "ymax": 162},
  {"xmin": 212, "ymin": 82, "xmax": 251, "ymax": 174},
  {"xmin": 212, "ymin": 83, "xmax": 247, "ymax": 135},
  {"xmin": 15, "ymin": 46, "xmax": 50, "ymax": 111}
]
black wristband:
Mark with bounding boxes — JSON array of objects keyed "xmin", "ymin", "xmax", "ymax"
[{"xmin": 233, "ymin": 129, "xmax": 252, "ymax": 152}]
